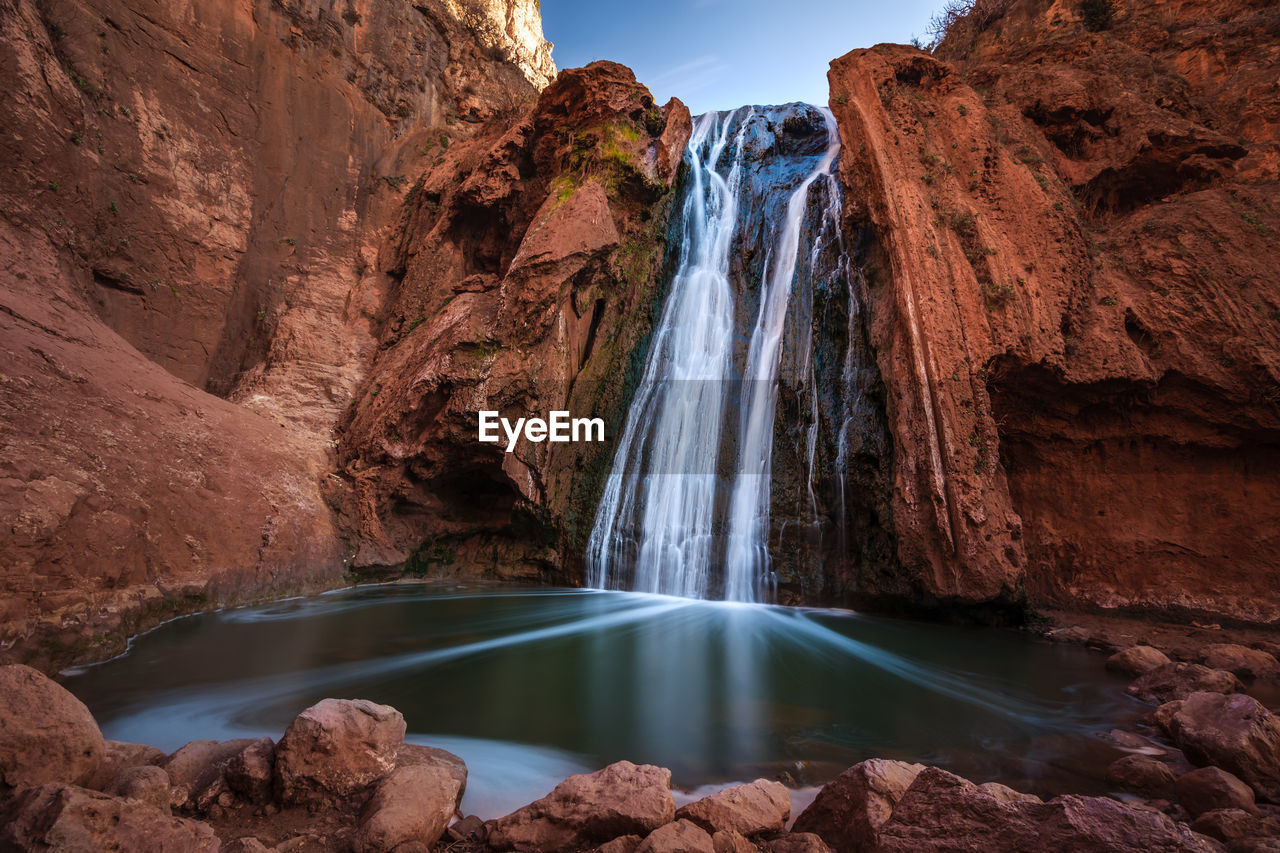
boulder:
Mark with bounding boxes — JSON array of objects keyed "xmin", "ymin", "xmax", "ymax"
[
  {"xmin": 1158, "ymin": 692, "xmax": 1280, "ymax": 802},
  {"xmin": 1176, "ymin": 766, "xmax": 1260, "ymax": 817},
  {"xmin": 1107, "ymin": 646, "xmax": 1172, "ymax": 678},
  {"xmin": 874, "ymin": 767, "xmax": 1219, "ymax": 852},
  {"xmin": 0, "ymin": 664, "xmax": 105, "ymax": 788},
  {"xmin": 1128, "ymin": 663, "xmax": 1244, "ymax": 704},
  {"xmin": 791, "ymin": 759, "xmax": 925, "ymax": 852},
  {"xmin": 1106, "ymin": 754, "xmax": 1177, "ymax": 795},
  {"xmin": 1201, "ymin": 645, "xmax": 1280, "ymax": 681},
  {"xmin": 104, "ymin": 764, "xmax": 172, "ymax": 814},
  {"xmin": 397, "ymin": 742, "xmax": 468, "ymax": 794},
  {"xmin": 711, "ymin": 829, "xmax": 758, "ymax": 853},
  {"xmin": 163, "ymin": 738, "xmax": 259, "ymax": 810},
  {"xmin": 87, "ymin": 740, "xmax": 167, "ymax": 790},
  {"xmin": 274, "ymin": 698, "xmax": 406, "ymax": 806},
  {"xmin": 766, "ymin": 834, "xmax": 832, "ymax": 853},
  {"xmin": 352, "ymin": 762, "xmax": 465, "ymax": 852},
  {"xmin": 0, "ymin": 782, "xmax": 218, "ymax": 851},
  {"xmin": 487, "ymin": 760, "xmax": 675, "ymax": 852},
  {"xmin": 635, "ymin": 820, "xmax": 714, "ymax": 853},
  {"xmin": 1190, "ymin": 808, "xmax": 1276, "ymax": 845},
  {"xmin": 226, "ymin": 737, "xmax": 276, "ymax": 804},
  {"xmin": 676, "ymin": 779, "xmax": 790, "ymax": 836}
]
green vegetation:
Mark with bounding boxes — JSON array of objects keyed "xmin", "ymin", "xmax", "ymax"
[
  {"xmin": 957, "ymin": 104, "xmax": 968, "ymax": 116},
  {"xmin": 48, "ymin": 181, "xmax": 59, "ymax": 191},
  {"xmin": 1100, "ymin": 295, "xmax": 1118, "ymax": 306},
  {"xmin": 1242, "ymin": 212, "xmax": 1271, "ymax": 236},
  {"xmin": 831, "ymin": 93, "xmax": 849, "ymax": 106}
]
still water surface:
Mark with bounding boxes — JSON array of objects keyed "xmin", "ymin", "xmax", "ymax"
[{"xmin": 63, "ymin": 582, "xmax": 1138, "ymax": 817}]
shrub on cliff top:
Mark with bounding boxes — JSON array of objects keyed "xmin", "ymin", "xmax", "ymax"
[{"xmin": 927, "ymin": 0, "xmax": 1013, "ymax": 52}]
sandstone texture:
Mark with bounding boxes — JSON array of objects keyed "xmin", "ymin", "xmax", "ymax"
[
  {"xmin": 828, "ymin": 0, "xmax": 1280, "ymax": 621},
  {"xmin": 0, "ymin": 0, "xmax": 556, "ymax": 669}
]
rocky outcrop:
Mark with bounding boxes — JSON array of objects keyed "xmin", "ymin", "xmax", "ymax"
[
  {"xmin": 330, "ymin": 61, "xmax": 691, "ymax": 579},
  {"xmin": 828, "ymin": 0, "xmax": 1280, "ymax": 622},
  {"xmin": 0, "ymin": 0, "xmax": 555, "ymax": 669}
]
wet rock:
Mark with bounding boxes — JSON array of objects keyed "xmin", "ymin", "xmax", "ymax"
[
  {"xmin": 791, "ymin": 758, "xmax": 925, "ymax": 852},
  {"xmin": 274, "ymin": 698, "xmax": 405, "ymax": 806},
  {"xmin": 352, "ymin": 763, "xmax": 465, "ymax": 852},
  {"xmin": 104, "ymin": 764, "xmax": 172, "ymax": 814},
  {"xmin": 1177, "ymin": 767, "xmax": 1260, "ymax": 817},
  {"xmin": 163, "ymin": 738, "xmax": 258, "ymax": 811},
  {"xmin": 676, "ymin": 779, "xmax": 790, "ymax": 835},
  {"xmin": 0, "ymin": 664, "xmax": 105, "ymax": 788},
  {"xmin": 598, "ymin": 834, "xmax": 644, "ymax": 853},
  {"xmin": 1107, "ymin": 645, "xmax": 1173, "ymax": 678},
  {"xmin": 766, "ymin": 834, "xmax": 832, "ymax": 853},
  {"xmin": 1048, "ymin": 626, "xmax": 1093, "ymax": 645},
  {"xmin": 1107, "ymin": 754, "xmax": 1177, "ymax": 796},
  {"xmin": 711, "ymin": 829, "xmax": 758, "ymax": 853},
  {"xmin": 87, "ymin": 740, "xmax": 168, "ymax": 790},
  {"xmin": 636, "ymin": 819, "xmax": 714, "ymax": 853},
  {"xmin": 1201, "ymin": 645, "xmax": 1280, "ymax": 681},
  {"xmin": 226, "ymin": 737, "xmax": 276, "ymax": 804},
  {"xmin": 1158, "ymin": 692, "xmax": 1280, "ymax": 802},
  {"xmin": 1190, "ymin": 808, "xmax": 1276, "ymax": 845},
  {"xmin": 487, "ymin": 760, "xmax": 675, "ymax": 852},
  {"xmin": 875, "ymin": 766, "xmax": 1219, "ymax": 852},
  {"xmin": 1128, "ymin": 663, "xmax": 1244, "ymax": 704},
  {"xmin": 0, "ymin": 782, "xmax": 218, "ymax": 850}
]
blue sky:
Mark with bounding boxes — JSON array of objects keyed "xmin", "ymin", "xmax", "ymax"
[{"xmin": 540, "ymin": 0, "xmax": 947, "ymax": 114}]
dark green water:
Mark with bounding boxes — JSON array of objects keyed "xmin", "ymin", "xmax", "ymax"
[{"xmin": 62, "ymin": 582, "xmax": 1139, "ymax": 817}]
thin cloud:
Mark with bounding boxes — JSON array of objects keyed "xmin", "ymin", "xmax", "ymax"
[{"xmin": 646, "ymin": 55, "xmax": 729, "ymax": 96}]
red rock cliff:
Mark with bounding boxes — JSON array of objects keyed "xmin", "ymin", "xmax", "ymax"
[
  {"xmin": 829, "ymin": 0, "xmax": 1280, "ymax": 621},
  {"xmin": 0, "ymin": 0, "xmax": 555, "ymax": 667}
]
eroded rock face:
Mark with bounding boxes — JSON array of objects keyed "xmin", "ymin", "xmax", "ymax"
[
  {"xmin": 486, "ymin": 760, "xmax": 676, "ymax": 852},
  {"xmin": 0, "ymin": 0, "xmax": 557, "ymax": 669},
  {"xmin": 274, "ymin": 699, "xmax": 406, "ymax": 806},
  {"xmin": 791, "ymin": 758, "xmax": 925, "ymax": 852},
  {"xmin": 0, "ymin": 664, "xmax": 104, "ymax": 788},
  {"xmin": 331, "ymin": 61, "xmax": 691, "ymax": 580},
  {"xmin": 0, "ymin": 783, "xmax": 219, "ymax": 851},
  {"xmin": 827, "ymin": 0, "xmax": 1280, "ymax": 621}
]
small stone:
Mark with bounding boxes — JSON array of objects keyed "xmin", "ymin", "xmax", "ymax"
[
  {"xmin": 1127, "ymin": 663, "xmax": 1244, "ymax": 704},
  {"xmin": 449, "ymin": 814, "xmax": 487, "ymax": 842},
  {"xmin": 712, "ymin": 829, "xmax": 758, "ymax": 853},
  {"xmin": 766, "ymin": 834, "xmax": 831, "ymax": 853},
  {"xmin": 1201, "ymin": 644, "xmax": 1280, "ymax": 680},
  {"xmin": 599, "ymin": 835, "xmax": 644, "ymax": 853},
  {"xmin": 1189, "ymin": 808, "xmax": 1272, "ymax": 844},
  {"xmin": 104, "ymin": 764, "xmax": 172, "ymax": 814},
  {"xmin": 1106, "ymin": 755, "xmax": 1177, "ymax": 796},
  {"xmin": 1107, "ymin": 646, "xmax": 1172, "ymax": 678}
]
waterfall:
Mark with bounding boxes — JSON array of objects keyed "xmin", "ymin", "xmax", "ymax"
[{"xmin": 587, "ymin": 105, "xmax": 843, "ymax": 602}]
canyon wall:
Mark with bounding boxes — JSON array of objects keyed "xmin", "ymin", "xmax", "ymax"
[
  {"xmin": 0, "ymin": 0, "xmax": 555, "ymax": 667},
  {"xmin": 829, "ymin": 0, "xmax": 1280, "ymax": 621}
]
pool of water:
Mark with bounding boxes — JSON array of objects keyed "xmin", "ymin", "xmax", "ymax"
[{"xmin": 62, "ymin": 582, "xmax": 1140, "ymax": 817}]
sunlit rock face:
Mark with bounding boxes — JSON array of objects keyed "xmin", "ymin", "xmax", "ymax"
[
  {"xmin": 827, "ymin": 0, "xmax": 1280, "ymax": 622},
  {"xmin": 443, "ymin": 0, "xmax": 558, "ymax": 90}
]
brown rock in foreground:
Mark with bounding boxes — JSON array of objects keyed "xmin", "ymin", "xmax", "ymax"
[
  {"xmin": 352, "ymin": 763, "xmax": 464, "ymax": 853},
  {"xmin": 1106, "ymin": 754, "xmax": 1177, "ymax": 796},
  {"xmin": 791, "ymin": 758, "xmax": 925, "ymax": 852},
  {"xmin": 0, "ymin": 664, "xmax": 104, "ymax": 788},
  {"xmin": 875, "ymin": 766, "xmax": 1219, "ymax": 852},
  {"xmin": 635, "ymin": 819, "xmax": 714, "ymax": 853},
  {"xmin": 486, "ymin": 760, "xmax": 676, "ymax": 852},
  {"xmin": 1158, "ymin": 692, "xmax": 1280, "ymax": 802},
  {"xmin": 274, "ymin": 699, "xmax": 407, "ymax": 806},
  {"xmin": 675, "ymin": 779, "xmax": 791, "ymax": 836},
  {"xmin": 1176, "ymin": 766, "xmax": 1259, "ymax": 818},
  {"xmin": 0, "ymin": 782, "xmax": 218, "ymax": 851}
]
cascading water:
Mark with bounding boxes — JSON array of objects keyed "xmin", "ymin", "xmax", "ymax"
[{"xmin": 587, "ymin": 105, "xmax": 846, "ymax": 602}]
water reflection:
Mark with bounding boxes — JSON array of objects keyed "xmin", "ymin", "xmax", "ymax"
[{"xmin": 62, "ymin": 583, "xmax": 1136, "ymax": 816}]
